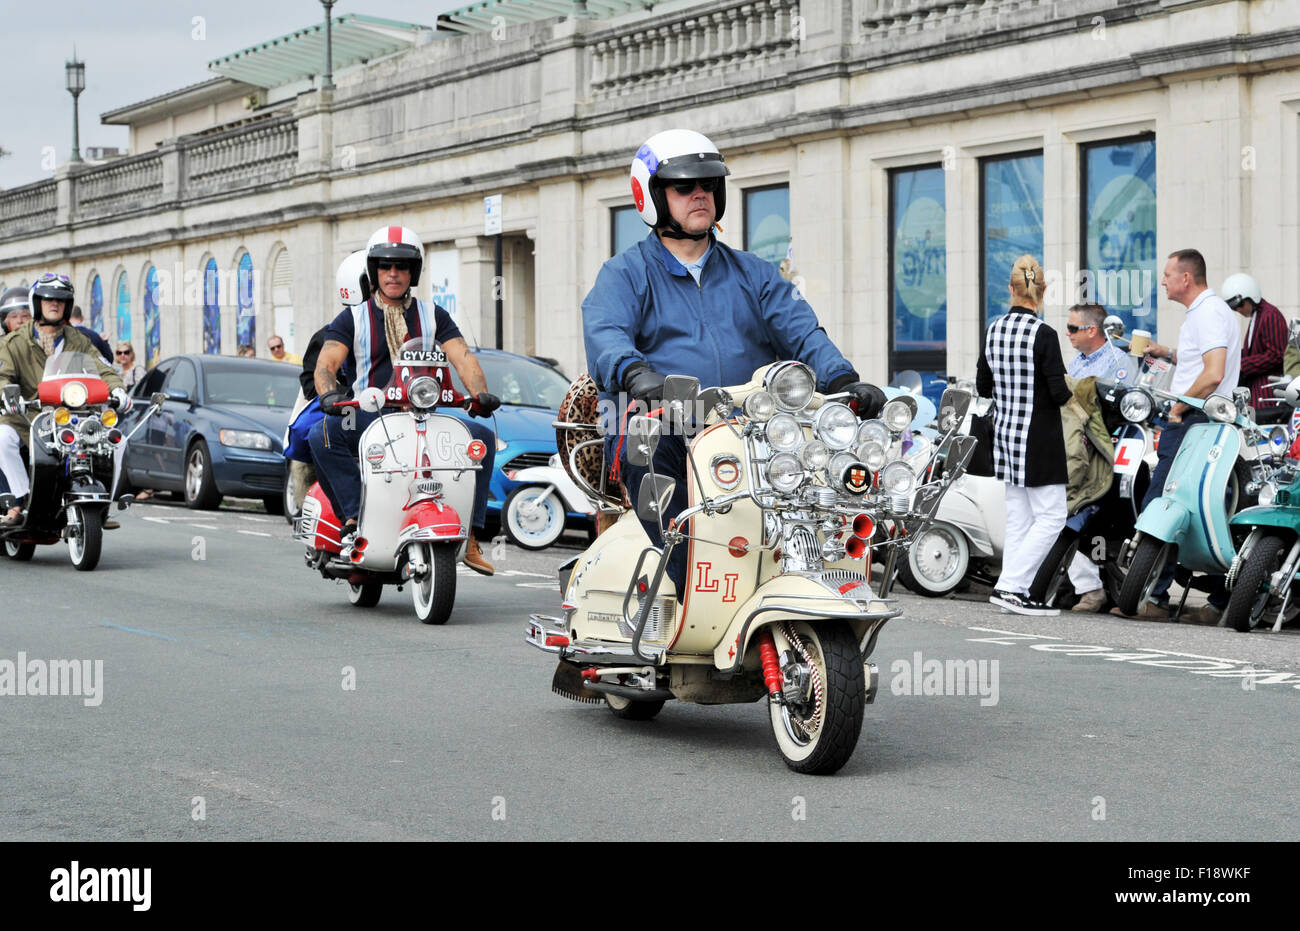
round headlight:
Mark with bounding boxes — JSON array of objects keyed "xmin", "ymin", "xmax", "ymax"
[
  {"xmin": 813, "ymin": 402, "xmax": 858, "ymax": 450},
  {"xmin": 880, "ymin": 461, "xmax": 916, "ymax": 497},
  {"xmin": 1204, "ymin": 395, "xmax": 1236, "ymax": 423},
  {"xmin": 764, "ymin": 413, "xmax": 803, "ymax": 452},
  {"xmin": 800, "ymin": 440, "xmax": 830, "ymax": 470},
  {"xmin": 855, "ymin": 419, "xmax": 891, "ymax": 449},
  {"xmin": 828, "ymin": 452, "xmax": 858, "ymax": 483},
  {"xmin": 53, "ymin": 407, "xmax": 72, "ymax": 426},
  {"xmin": 766, "ymin": 452, "xmax": 804, "ymax": 494},
  {"xmin": 1268, "ymin": 426, "xmax": 1289, "ymax": 453},
  {"xmin": 78, "ymin": 418, "xmax": 103, "ymax": 443},
  {"xmin": 743, "ymin": 390, "xmax": 776, "ymax": 423},
  {"xmin": 61, "ymin": 382, "xmax": 89, "ymax": 408},
  {"xmin": 1258, "ymin": 482, "xmax": 1278, "ymax": 507},
  {"xmin": 855, "ymin": 441, "xmax": 887, "ymax": 471},
  {"xmin": 1119, "ymin": 388, "xmax": 1153, "ymax": 423},
  {"xmin": 765, "ymin": 362, "xmax": 816, "ymax": 412},
  {"xmin": 408, "ymin": 376, "xmax": 439, "ymax": 408},
  {"xmin": 881, "ymin": 398, "xmax": 915, "ymax": 433},
  {"xmin": 101, "ymin": 408, "xmax": 118, "ymax": 428}
]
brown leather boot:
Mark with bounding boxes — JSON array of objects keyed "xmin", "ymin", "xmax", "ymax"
[{"xmin": 463, "ymin": 532, "xmax": 494, "ymax": 576}]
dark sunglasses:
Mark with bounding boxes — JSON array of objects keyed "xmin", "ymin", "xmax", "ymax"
[
  {"xmin": 269, "ymin": 343, "xmax": 284, "ymax": 350},
  {"xmin": 670, "ymin": 178, "xmax": 719, "ymax": 196},
  {"xmin": 377, "ymin": 261, "xmax": 410, "ymax": 272},
  {"xmin": 116, "ymin": 350, "xmax": 132, "ymax": 356},
  {"xmin": 1065, "ymin": 324, "xmax": 1095, "ymax": 334}
]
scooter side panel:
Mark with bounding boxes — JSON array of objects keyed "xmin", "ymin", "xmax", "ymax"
[
  {"xmin": 563, "ymin": 512, "xmax": 676, "ymax": 646},
  {"xmin": 931, "ymin": 475, "xmax": 1002, "ymax": 558},
  {"xmin": 356, "ymin": 413, "xmax": 475, "ymax": 570},
  {"xmin": 508, "ymin": 464, "xmax": 595, "ymax": 516}
]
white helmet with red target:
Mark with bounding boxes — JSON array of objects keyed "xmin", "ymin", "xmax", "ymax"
[
  {"xmin": 365, "ymin": 225, "xmax": 425, "ymax": 294},
  {"xmin": 629, "ymin": 129, "xmax": 730, "ymax": 230},
  {"xmin": 336, "ymin": 250, "xmax": 370, "ymax": 306}
]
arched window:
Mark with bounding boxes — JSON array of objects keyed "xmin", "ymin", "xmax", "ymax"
[
  {"xmin": 271, "ymin": 247, "xmax": 294, "ymax": 354},
  {"xmin": 115, "ymin": 272, "xmax": 131, "ymax": 342},
  {"xmin": 203, "ymin": 258, "xmax": 220, "ymax": 354},
  {"xmin": 237, "ymin": 253, "xmax": 255, "ymax": 351},
  {"xmin": 143, "ymin": 265, "xmax": 161, "ymax": 367},
  {"xmin": 89, "ymin": 274, "xmax": 104, "ymax": 335}
]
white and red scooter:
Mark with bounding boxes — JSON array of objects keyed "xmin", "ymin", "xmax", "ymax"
[{"xmin": 294, "ymin": 338, "xmax": 488, "ymax": 624}]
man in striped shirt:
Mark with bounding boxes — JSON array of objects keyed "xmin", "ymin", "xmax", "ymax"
[
  {"xmin": 1223, "ymin": 273, "xmax": 1289, "ymax": 422},
  {"xmin": 1065, "ymin": 303, "xmax": 1128, "ymax": 381}
]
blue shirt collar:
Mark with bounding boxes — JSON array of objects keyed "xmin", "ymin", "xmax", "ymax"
[{"xmin": 652, "ymin": 231, "xmax": 715, "ymax": 278}]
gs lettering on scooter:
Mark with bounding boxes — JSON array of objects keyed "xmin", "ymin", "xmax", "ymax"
[
  {"xmin": 1207, "ymin": 445, "xmax": 1223, "ymax": 462},
  {"xmin": 434, "ymin": 433, "xmax": 471, "ymax": 466},
  {"xmin": 694, "ymin": 562, "xmax": 740, "ymax": 602}
]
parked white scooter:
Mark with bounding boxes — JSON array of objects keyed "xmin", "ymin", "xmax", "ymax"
[{"xmin": 503, "ymin": 453, "xmax": 596, "ymax": 549}]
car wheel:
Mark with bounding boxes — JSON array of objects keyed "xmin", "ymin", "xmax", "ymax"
[{"xmin": 185, "ymin": 440, "xmax": 222, "ymax": 510}]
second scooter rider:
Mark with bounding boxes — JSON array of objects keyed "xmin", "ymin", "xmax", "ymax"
[{"xmin": 310, "ymin": 225, "xmax": 501, "ymax": 575}]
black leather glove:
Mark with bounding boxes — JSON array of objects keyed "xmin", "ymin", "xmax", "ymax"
[
  {"xmin": 621, "ymin": 362, "xmax": 666, "ymax": 408},
  {"xmin": 828, "ymin": 373, "xmax": 886, "ymax": 420},
  {"xmin": 319, "ymin": 389, "xmax": 350, "ymax": 416},
  {"xmin": 473, "ymin": 392, "xmax": 501, "ymax": 417}
]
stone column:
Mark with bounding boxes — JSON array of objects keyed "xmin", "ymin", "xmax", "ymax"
[
  {"xmin": 533, "ymin": 180, "xmax": 585, "ymax": 375},
  {"xmin": 455, "ymin": 236, "xmax": 499, "ymax": 350},
  {"xmin": 295, "ymin": 89, "xmax": 335, "ymax": 178}
]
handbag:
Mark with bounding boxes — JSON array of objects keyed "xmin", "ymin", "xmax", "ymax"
[{"xmin": 966, "ymin": 404, "xmax": 995, "ymax": 477}]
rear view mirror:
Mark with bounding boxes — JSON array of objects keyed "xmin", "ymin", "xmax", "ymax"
[
  {"xmin": 937, "ymin": 388, "xmax": 971, "ymax": 433},
  {"xmin": 942, "ymin": 435, "xmax": 977, "ymax": 474},
  {"xmin": 1, "ymin": 385, "xmax": 21, "ymax": 414},
  {"xmin": 164, "ymin": 387, "xmax": 190, "ymax": 403},
  {"xmin": 697, "ymin": 387, "xmax": 733, "ymax": 422},
  {"xmin": 358, "ymin": 387, "xmax": 386, "ymax": 413},
  {"xmin": 636, "ymin": 474, "xmax": 676, "ymax": 525},
  {"xmin": 626, "ymin": 415, "xmax": 662, "ymax": 466},
  {"xmin": 1103, "ymin": 315, "xmax": 1125, "ymax": 340},
  {"xmin": 891, "ymin": 369, "xmax": 923, "ymax": 396},
  {"xmin": 150, "ymin": 391, "xmax": 168, "ymax": 408},
  {"xmin": 662, "ymin": 375, "xmax": 700, "ymax": 407}
]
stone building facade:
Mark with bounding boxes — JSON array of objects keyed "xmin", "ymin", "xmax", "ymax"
[{"xmin": 1, "ymin": 0, "xmax": 1298, "ymax": 385}]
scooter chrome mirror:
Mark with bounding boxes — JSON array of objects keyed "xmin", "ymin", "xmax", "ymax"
[
  {"xmin": 636, "ymin": 474, "xmax": 676, "ymax": 525},
  {"xmin": 937, "ymin": 388, "xmax": 971, "ymax": 433},
  {"xmin": 1, "ymin": 384, "xmax": 20, "ymax": 415},
  {"xmin": 891, "ymin": 369, "xmax": 923, "ymax": 396},
  {"xmin": 942, "ymin": 435, "xmax": 978, "ymax": 475},
  {"xmin": 697, "ymin": 387, "xmax": 733, "ymax": 420},
  {"xmin": 358, "ymin": 387, "xmax": 386, "ymax": 414},
  {"xmin": 1103, "ymin": 315, "xmax": 1126, "ymax": 340},
  {"xmin": 625, "ymin": 415, "xmax": 662, "ymax": 467},
  {"xmin": 149, "ymin": 391, "xmax": 168, "ymax": 408},
  {"xmin": 662, "ymin": 375, "xmax": 701, "ymax": 407}
]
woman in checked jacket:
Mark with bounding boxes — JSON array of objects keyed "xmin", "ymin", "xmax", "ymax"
[{"xmin": 976, "ymin": 254, "xmax": 1072, "ymax": 616}]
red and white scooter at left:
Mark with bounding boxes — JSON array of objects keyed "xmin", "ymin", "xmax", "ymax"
[{"xmin": 294, "ymin": 338, "xmax": 488, "ymax": 624}]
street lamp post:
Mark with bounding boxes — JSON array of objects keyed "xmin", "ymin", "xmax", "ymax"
[
  {"xmin": 66, "ymin": 54, "xmax": 85, "ymax": 165},
  {"xmin": 320, "ymin": 0, "xmax": 336, "ymax": 91}
]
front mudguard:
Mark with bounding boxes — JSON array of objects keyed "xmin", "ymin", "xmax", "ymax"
[
  {"xmin": 1132, "ymin": 496, "xmax": 1192, "ymax": 546},
  {"xmin": 712, "ymin": 574, "xmax": 900, "ymax": 674},
  {"xmin": 396, "ymin": 502, "xmax": 466, "ymax": 559}
]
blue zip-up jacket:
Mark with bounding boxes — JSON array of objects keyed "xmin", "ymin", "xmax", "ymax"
[{"xmin": 583, "ymin": 232, "xmax": 857, "ymax": 394}]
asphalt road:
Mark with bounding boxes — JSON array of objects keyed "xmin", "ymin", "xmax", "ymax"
[{"xmin": 1, "ymin": 499, "xmax": 1296, "ymax": 841}]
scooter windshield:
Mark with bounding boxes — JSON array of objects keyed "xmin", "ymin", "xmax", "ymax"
[{"xmin": 42, "ymin": 351, "xmax": 105, "ymax": 380}]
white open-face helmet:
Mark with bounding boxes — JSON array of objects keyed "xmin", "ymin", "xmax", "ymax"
[
  {"xmin": 365, "ymin": 225, "xmax": 425, "ymax": 293},
  {"xmin": 336, "ymin": 250, "xmax": 370, "ymax": 306},
  {"xmin": 629, "ymin": 129, "xmax": 730, "ymax": 229},
  {"xmin": 1220, "ymin": 272, "xmax": 1262, "ymax": 310}
]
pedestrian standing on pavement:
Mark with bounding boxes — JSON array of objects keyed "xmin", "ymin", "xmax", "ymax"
[
  {"xmin": 1062, "ymin": 302, "xmax": 1128, "ymax": 612},
  {"xmin": 114, "ymin": 342, "xmax": 146, "ymax": 389},
  {"xmin": 1221, "ymin": 273, "xmax": 1288, "ymax": 423},
  {"xmin": 1113, "ymin": 248, "xmax": 1242, "ymax": 622},
  {"xmin": 267, "ymin": 334, "xmax": 302, "ymax": 365},
  {"xmin": 976, "ymin": 254, "xmax": 1072, "ymax": 616}
]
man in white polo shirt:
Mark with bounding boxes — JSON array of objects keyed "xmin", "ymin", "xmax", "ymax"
[{"xmin": 1113, "ymin": 248, "xmax": 1241, "ymax": 621}]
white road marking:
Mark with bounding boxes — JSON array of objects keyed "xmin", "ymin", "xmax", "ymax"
[
  {"xmin": 188, "ymin": 524, "xmax": 219, "ymax": 530},
  {"xmin": 141, "ymin": 517, "xmax": 172, "ymax": 524},
  {"xmin": 237, "ymin": 530, "xmax": 273, "ymax": 538},
  {"xmin": 239, "ymin": 515, "xmax": 271, "ymax": 523}
]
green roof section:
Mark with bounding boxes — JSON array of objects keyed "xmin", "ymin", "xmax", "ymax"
[
  {"xmin": 436, "ymin": 0, "xmax": 655, "ymax": 34},
  {"xmin": 208, "ymin": 14, "xmax": 433, "ymax": 89}
]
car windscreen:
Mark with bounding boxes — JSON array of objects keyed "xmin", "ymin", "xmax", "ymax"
[
  {"xmin": 444, "ymin": 354, "xmax": 570, "ymax": 410},
  {"xmin": 202, "ymin": 359, "xmax": 302, "ymax": 408}
]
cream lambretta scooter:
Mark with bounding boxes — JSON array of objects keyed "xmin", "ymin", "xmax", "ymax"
[{"xmin": 527, "ymin": 362, "xmax": 975, "ymax": 775}]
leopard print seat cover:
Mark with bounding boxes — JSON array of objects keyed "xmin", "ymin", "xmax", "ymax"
[{"xmin": 556, "ymin": 373, "xmax": 611, "ymax": 501}]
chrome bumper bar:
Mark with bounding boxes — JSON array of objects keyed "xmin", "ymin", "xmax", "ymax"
[{"xmin": 525, "ymin": 614, "xmax": 665, "ymax": 665}]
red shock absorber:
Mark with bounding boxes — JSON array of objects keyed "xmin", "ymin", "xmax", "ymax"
[{"xmin": 756, "ymin": 629, "xmax": 783, "ymax": 697}]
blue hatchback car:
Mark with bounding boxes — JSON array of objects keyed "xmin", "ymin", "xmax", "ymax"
[
  {"xmin": 119, "ymin": 355, "xmax": 299, "ymax": 511},
  {"xmin": 439, "ymin": 348, "xmax": 588, "ymax": 531}
]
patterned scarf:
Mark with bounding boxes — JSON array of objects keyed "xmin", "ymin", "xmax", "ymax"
[
  {"xmin": 376, "ymin": 292, "xmax": 412, "ymax": 361},
  {"xmin": 37, "ymin": 324, "xmax": 60, "ymax": 357}
]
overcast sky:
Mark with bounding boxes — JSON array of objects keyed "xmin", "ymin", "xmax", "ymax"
[{"xmin": 0, "ymin": 0, "xmax": 462, "ymax": 190}]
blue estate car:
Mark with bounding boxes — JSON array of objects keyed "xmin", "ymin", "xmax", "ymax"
[{"xmin": 119, "ymin": 355, "xmax": 298, "ymax": 511}]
